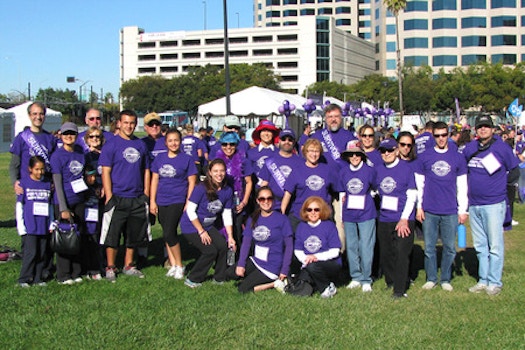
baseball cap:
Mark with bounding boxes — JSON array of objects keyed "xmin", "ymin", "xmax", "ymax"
[
  {"xmin": 475, "ymin": 115, "xmax": 494, "ymax": 128},
  {"xmin": 378, "ymin": 138, "xmax": 398, "ymax": 150},
  {"xmin": 224, "ymin": 115, "xmax": 241, "ymax": 128},
  {"xmin": 144, "ymin": 112, "xmax": 162, "ymax": 125},
  {"xmin": 279, "ymin": 129, "xmax": 296, "ymax": 140},
  {"xmin": 60, "ymin": 122, "xmax": 78, "ymax": 134}
]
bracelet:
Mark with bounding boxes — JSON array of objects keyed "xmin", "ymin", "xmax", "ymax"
[{"xmin": 198, "ymin": 230, "xmax": 206, "ymax": 236}]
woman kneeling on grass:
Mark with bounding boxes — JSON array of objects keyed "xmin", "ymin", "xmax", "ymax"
[
  {"xmin": 180, "ymin": 159, "xmax": 236, "ymax": 288},
  {"xmin": 293, "ymin": 196, "xmax": 342, "ymax": 298},
  {"xmin": 232, "ymin": 186, "xmax": 293, "ymax": 293}
]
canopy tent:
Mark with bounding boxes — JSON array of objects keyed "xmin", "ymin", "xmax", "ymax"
[{"xmin": 7, "ymin": 101, "xmax": 62, "ymax": 136}]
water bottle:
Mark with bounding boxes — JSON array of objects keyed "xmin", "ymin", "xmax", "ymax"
[
  {"xmin": 226, "ymin": 247, "xmax": 236, "ymax": 266},
  {"xmin": 233, "ymin": 191, "xmax": 240, "ymax": 206},
  {"xmin": 457, "ymin": 224, "xmax": 467, "ymax": 248}
]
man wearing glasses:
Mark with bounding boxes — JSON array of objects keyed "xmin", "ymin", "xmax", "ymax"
[
  {"xmin": 77, "ymin": 108, "xmax": 113, "ymax": 153},
  {"xmin": 208, "ymin": 115, "xmax": 250, "ymax": 159},
  {"xmin": 141, "ymin": 112, "xmax": 166, "ymax": 161},
  {"xmin": 415, "ymin": 121, "xmax": 468, "ymax": 292}
]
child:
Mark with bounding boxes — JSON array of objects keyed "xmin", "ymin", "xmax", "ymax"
[
  {"xmin": 82, "ymin": 164, "xmax": 103, "ymax": 280},
  {"xmin": 17, "ymin": 156, "xmax": 53, "ymax": 287}
]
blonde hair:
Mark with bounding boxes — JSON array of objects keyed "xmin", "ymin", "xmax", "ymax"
[{"xmin": 301, "ymin": 138, "xmax": 323, "ymax": 158}]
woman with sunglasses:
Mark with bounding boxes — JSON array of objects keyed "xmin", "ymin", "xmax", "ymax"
[
  {"xmin": 84, "ymin": 127, "xmax": 105, "ymax": 186},
  {"xmin": 150, "ymin": 128, "xmax": 198, "ymax": 280},
  {"xmin": 233, "ymin": 186, "xmax": 293, "ymax": 293},
  {"xmin": 293, "ymin": 196, "xmax": 342, "ymax": 298},
  {"xmin": 339, "ymin": 140, "xmax": 377, "ymax": 293},
  {"xmin": 396, "ymin": 131, "xmax": 416, "ymax": 162},
  {"xmin": 180, "ymin": 159, "xmax": 236, "ymax": 288},
  {"xmin": 213, "ymin": 131, "xmax": 254, "ymax": 247},
  {"xmin": 358, "ymin": 124, "xmax": 382, "ymax": 167},
  {"xmin": 375, "ymin": 138, "xmax": 417, "ymax": 299}
]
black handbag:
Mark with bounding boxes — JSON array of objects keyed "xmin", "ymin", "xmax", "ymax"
[{"xmin": 50, "ymin": 219, "xmax": 80, "ymax": 255}]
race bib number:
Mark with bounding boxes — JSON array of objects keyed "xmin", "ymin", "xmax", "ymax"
[{"xmin": 381, "ymin": 195, "xmax": 398, "ymax": 212}]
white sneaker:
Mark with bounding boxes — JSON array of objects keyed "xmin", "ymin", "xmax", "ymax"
[
  {"xmin": 362, "ymin": 283, "xmax": 372, "ymax": 293},
  {"xmin": 422, "ymin": 281, "xmax": 437, "ymax": 290},
  {"xmin": 173, "ymin": 266, "xmax": 185, "ymax": 280},
  {"xmin": 468, "ymin": 283, "xmax": 487, "ymax": 293},
  {"xmin": 512, "ymin": 220, "xmax": 519, "ymax": 226},
  {"xmin": 321, "ymin": 282, "xmax": 337, "ymax": 298},
  {"xmin": 346, "ymin": 280, "xmax": 361, "ymax": 289},
  {"xmin": 441, "ymin": 282, "xmax": 453, "ymax": 291},
  {"xmin": 166, "ymin": 266, "xmax": 177, "ymax": 277},
  {"xmin": 274, "ymin": 279, "xmax": 287, "ymax": 294}
]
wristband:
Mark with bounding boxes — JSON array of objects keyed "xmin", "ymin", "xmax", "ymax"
[{"xmin": 199, "ymin": 230, "xmax": 206, "ymax": 236}]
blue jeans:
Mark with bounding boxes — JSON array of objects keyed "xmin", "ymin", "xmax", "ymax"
[
  {"xmin": 422, "ymin": 212, "xmax": 457, "ymax": 283},
  {"xmin": 469, "ymin": 201, "xmax": 505, "ymax": 287},
  {"xmin": 344, "ymin": 219, "xmax": 376, "ymax": 284}
]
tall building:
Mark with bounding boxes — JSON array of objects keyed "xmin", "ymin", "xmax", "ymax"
[{"xmin": 120, "ymin": 16, "xmax": 375, "ymax": 94}]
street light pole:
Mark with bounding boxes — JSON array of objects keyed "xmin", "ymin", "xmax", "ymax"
[
  {"xmin": 203, "ymin": 1, "xmax": 207, "ymax": 30},
  {"xmin": 223, "ymin": 0, "xmax": 231, "ymax": 115}
]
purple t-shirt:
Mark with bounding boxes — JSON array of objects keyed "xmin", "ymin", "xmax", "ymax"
[
  {"xmin": 284, "ymin": 162, "xmax": 336, "ymax": 217},
  {"xmin": 415, "ymin": 131, "xmax": 434, "ymax": 155},
  {"xmin": 375, "ymin": 159, "xmax": 416, "ymax": 222},
  {"xmin": 258, "ymin": 153, "xmax": 303, "ymax": 210},
  {"xmin": 294, "ymin": 220, "xmax": 342, "ymax": 264},
  {"xmin": 415, "ymin": 147, "xmax": 467, "ymax": 215},
  {"xmin": 339, "ymin": 162, "xmax": 377, "ymax": 222},
  {"xmin": 142, "ymin": 136, "xmax": 167, "ymax": 160},
  {"xmin": 18, "ymin": 177, "xmax": 52, "ymax": 235},
  {"xmin": 151, "ymin": 152, "xmax": 197, "ymax": 206},
  {"xmin": 181, "ymin": 135, "xmax": 206, "ymax": 163},
  {"xmin": 463, "ymin": 138, "xmax": 519, "ymax": 205},
  {"xmin": 10, "ymin": 129, "xmax": 56, "ymax": 181},
  {"xmin": 50, "ymin": 146, "xmax": 86, "ymax": 206},
  {"xmin": 365, "ymin": 149, "xmax": 382, "ymax": 168},
  {"xmin": 301, "ymin": 128, "xmax": 356, "ymax": 171},
  {"xmin": 99, "ymin": 135, "xmax": 150, "ymax": 198},
  {"xmin": 247, "ymin": 145, "xmax": 279, "ymax": 179},
  {"xmin": 238, "ymin": 212, "xmax": 293, "ymax": 276},
  {"xmin": 180, "ymin": 183, "xmax": 233, "ymax": 233}
]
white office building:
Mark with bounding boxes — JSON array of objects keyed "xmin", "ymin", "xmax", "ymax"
[{"xmin": 120, "ymin": 16, "xmax": 375, "ymax": 94}]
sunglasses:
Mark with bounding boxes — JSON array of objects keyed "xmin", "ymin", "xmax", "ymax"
[
  {"xmin": 433, "ymin": 133, "xmax": 448, "ymax": 138},
  {"xmin": 89, "ymin": 135, "xmax": 101, "ymax": 139},
  {"xmin": 62, "ymin": 131, "xmax": 77, "ymax": 136},
  {"xmin": 147, "ymin": 122, "xmax": 161, "ymax": 127},
  {"xmin": 88, "ymin": 117, "xmax": 101, "ymax": 121},
  {"xmin": 281, "ymin": 136, "xmax": 294, "ymax": 142},
  {"xmin": 221, "ymin": 143, "xmax": 237, "ymax": 147},
  {"xmin": 399, "ymin": 142, "xmax": 412, "ymax": 148},
  {"xmin": 380, "ymin": 148, "xmax": 396, "ymax": 154},
  {"xmin": 257, "ymin": 196, "xmax": 273, "ymax": 202},
  {"xmin": 361, "ymin": 134, "xmax": 374, "ymax": 138},
  {"xmin": 306, "ymin": 207, "xmax": 320, "ymax": 212}
]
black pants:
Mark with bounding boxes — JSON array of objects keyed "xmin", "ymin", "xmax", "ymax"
[
  {"xmin": 55, "ymin": 202, "xmax": 84, "ymax": 282},
  {"xmin": 184, "ymin": 227, "xmax": 228, "ymax": 283},
  {"xmin": 80, "ymin": 234, "xmax": 101, "ymax": 276},
  {"xmin": 19, "ymin": 235, "xmax": 47, "ymax": 284},
  {"xmin": 298, "ymin": 259, "xmax": 341, "ymax": 293},
  {"xmin": 377, "ymin": 221, "xmax": 415, "ymax": 295},
  {"xmin": 237, "ymin": 258, "xmax": 274, "ymax": 293}
]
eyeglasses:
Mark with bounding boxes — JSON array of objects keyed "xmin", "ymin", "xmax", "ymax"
[
  {"xmin": 257, "ymin": 196, "xmax": 273, "ymax": 202},
  {"xmin": 147, "ymin": 122, "xmax": 161, "ymax": 127},
  {"xmin": 361, "ymin": 134, "xmax": 374, "ymax": 138},
  {"xmin": 88, "ymin": 117, "xmax": 101, "ymax": 121},
  {"xmin": 433, "ymin": 133, "xmax": 448, "ymax": 138},
  {"xmin": 306, "ymin": 207, "xmax": 321, "ymax": 212},
  {"xmin": 306, "ymin": 149, "xmax": 321, "ymax": 153},
  {"xmin": 62, "ymin": 131, "xmax": 77, "ymax": 136},
  {"xmin": 221, "ymin": 143, "xmax": 237, "ymax": 147},
  {"xmin": 380, "ymin": 148, "xmax": 396, "ymax": 154},
  {"xmin": 89, "ymin": 135, "xmax": 101, "ymax": 139},
  {"xmin": 399, "ymin": 142, "xmax": 412, "ymax": 148},
  {"xmin": 280, "ymin": 136, "xmax": 294, "ymax": 142}
]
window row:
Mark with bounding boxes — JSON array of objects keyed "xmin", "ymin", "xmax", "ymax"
[
  {"xmin": 138, "ymin": 35, "xmax": 299, "ymax": 49},
  {"xmin": 403, "ymin": 16, "xmax": 522, "ymax": 31},
  {"xmin": 385, "ymin": 53, "xmax": 520, "ymax": 69},
  {"xmin": 404, "ymin": 35, "xmax": 522, "ymax": 48},
  {"xmin": 405, "ymin": 0, "xmax": 521, "ymax": 11}
]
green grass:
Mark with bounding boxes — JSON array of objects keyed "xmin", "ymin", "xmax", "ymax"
[{"xmin": 1, "ymin": 152, "xmax": 524, "ymax": 349}]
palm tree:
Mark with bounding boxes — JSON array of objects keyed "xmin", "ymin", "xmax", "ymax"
[{"xmin": 384, "ymin": 0, "xmax": 407, "ymax": 123}]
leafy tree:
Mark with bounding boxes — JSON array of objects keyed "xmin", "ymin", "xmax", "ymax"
[{"xmin": 120, "ymin": 75, "xmax": 167, "ymax": 113}]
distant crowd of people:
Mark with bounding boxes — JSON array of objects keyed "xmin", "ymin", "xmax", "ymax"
[{"xmin": 11, "ymin": 101, "xmax": 521, "ymax": 298}]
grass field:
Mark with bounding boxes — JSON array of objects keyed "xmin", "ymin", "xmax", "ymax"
[{"xmin": 0, "ymin": 152, "xmax": 524, "ymax": 349}]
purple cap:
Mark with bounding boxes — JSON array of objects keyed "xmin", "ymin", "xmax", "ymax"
[{"xmin": 378, "ymin": 138, "xmax": 398, "ymax": 150}]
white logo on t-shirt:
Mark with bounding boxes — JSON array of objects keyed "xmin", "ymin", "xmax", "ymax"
[
  {"xmin": 253, "ymin": 225, "xmax": 271, "ymax": 241},
  {"xmin": 123, "ymin": 147, "xmax": 140, "ymax": 163},
  {"xmin": 304, "ymin": 235, "xmax": 322, "ymax": 253},
  {"xmin": 305, "ymin": 175, "xmax": 325, "ymax": 191},
  {"xmin": 380, "ymin": 176, "xmax": 397, "ymax": 194},
  {"xmin": 431, "ymin": 160, "xmax": 451, "ymax": 177},
  {"xmin": 159, "ymin": 164, "xmax": 176, "ymax": 178},
  {"xmin": 69, "ymin": 160, "xmax": 83, "ymax": 176},
  {"xmin": 347, "ymin": 178, "xmax": 364, "ymax": 194}
]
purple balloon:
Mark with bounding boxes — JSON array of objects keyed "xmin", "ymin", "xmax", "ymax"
[
  {"xmin": 355, "ymin": 113, "xmax": 360, "ymax": 117},
  {"xmin": 307, "ymin": 99, "xmax": 313, "ymax": 105},
  {"xmin": 289, "ymin": 104, "xmax": 296, "ymax": 111},
  {"xmin": 342, "ymin": 110, "xmax": 348, "ymax": 116},
  {"xmin": 283, "ymin": 100, "xmax": 289, "ymax": 108},
  {"xmin": 278, "ymin": 106, "xmax": 285, "ymax": 114}
]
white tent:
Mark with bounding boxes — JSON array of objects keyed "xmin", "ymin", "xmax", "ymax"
[{"xmin": 7, "ymin": 101, "xmax": 62, "ymax": 136}]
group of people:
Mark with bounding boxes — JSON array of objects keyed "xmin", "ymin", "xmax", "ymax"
[{"xmin": 11, "ymin": 101, "xmax": 519, "ymax": 299}]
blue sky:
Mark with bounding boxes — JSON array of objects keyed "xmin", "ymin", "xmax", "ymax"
[{"xmin": 0, "ymin": 0, "xmax": 253, "ymax": 99}]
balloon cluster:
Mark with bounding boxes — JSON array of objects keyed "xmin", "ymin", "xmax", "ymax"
[
  {"xmin": 302, "ymin": 99, "xmax": 316, "ymax": 115},
  {"xmin": 278, "ymin": 100, "xmax": 296, "ymax": 117},
  {"xmin": 342, "ymin": 102, "xmax": 352, "ymax": 117}
]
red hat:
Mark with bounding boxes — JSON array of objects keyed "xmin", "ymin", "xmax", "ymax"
[{"xmin": 252, "ymin": 120, "xmax": 280, "ymax": 145}]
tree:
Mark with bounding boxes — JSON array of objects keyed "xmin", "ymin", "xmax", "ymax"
[
  {"xmin": 384, "ymin": 0, "xmax": 407, "ymax": 122},
  {"xmin": 120, "ymin": 75, "xmax": 168, "ymax": 112}
]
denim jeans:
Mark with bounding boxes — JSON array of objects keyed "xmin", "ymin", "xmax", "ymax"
[
  {"xmin": 469, "ymin": 201, "xmax": 505, "ymax": 287},
  {"xmin": 422, "ymin": 212, "xmax": 457, "ymax": 283},
  {"xmin": 344, "ymin": 219, "xmax": 376, "ymax": 284}
]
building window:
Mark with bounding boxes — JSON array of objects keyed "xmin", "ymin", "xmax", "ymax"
[
  {"xmin": 205, "ymin": 38, "xmax": 224, "ymax": 45},
  {"xmin": 405, "ymin": 56, "xmax": 429, "ymax": 66},
  {"xmin": 523, "ymin": 34, "xmax": 525, "ymax": 45},
  {"xmin": 433, "ymin": 18, "xmax": 457, "ymax": 29},
  {"xmin": 317, "ymin": 32, "xmax": 329, "ymax": 43},
  {"xmin": 405, "ymin": 19, "xmax": 428, "ymax": 30},
  {"xmin": 492, "ymin": 35, "xmax": 517, "ymax": 45},
  {"xmin": 492, "ymin": 54, "xmax": 517, "ymax": 64},
  {"xmin": 433, "ymin": 0, "xmax": 458, "ymax": 10},
  {"xmin": 266, "ymin": 22, "xmax": 281, "ymax": 27},
  {"xmin": 317, "ymin": 45, "xmax": 329, "ymax": 57},
  {"xmin": 317, "ymin": 18, "xmax": 330, "ymax": 30},
  {"xmin": 433, "ymin": 36, "xmax": 458, "ymax": 47},
  {"xmin": 301, "ymin": 0, "xmax": 314, "ymax": 3},
  {"xmin": 386, "ymin": 59, "xmax": 396, "ymax": 70},
  {"xmin": 266, "ymin": 10, "xmax": 281, "ymax": 17},
  {"xmin": 462, "ymin": 35, "xmax": 487, "ymax": 46},
  {"xmin": 138, "ymin": 42, "xmax": 155, "ymax": 49},
  {"xmin": 386, "ymin": 42, "xmax": 396, "ymax": 52},
  {"xmin": 375, "ymin": 25, "xmax": 380, "ymax": 36},
  {"xmin": 253, "ymin": 49, "xmax": 273, "ymax": 56},
  {"xmin": 160, "ymin": 66, "xmax": 178, "ymax": 73},
  {"xmin": 138, "ymin": 67, "xmax": 156, "ymax": 73},
  {"xmin": 336, "ymin": 19, "xmax": 351, "ymax": 25},
  {"xmin": 277, "ymin": 61, "xmax": 298, "ymax": 68},
  {"xmin": 253, "ymin": 35, "xmax": 273, "ymax": 42},
  {"xmin": 462, "ymin": 17, "xmax": 487, "ymax": 28},
  {"xmin": 266, "ymin": 0, "xmax": 280, "ymax": 5},
  {"xmin": 406, "ymin": 1, "xmax": 429, "ymax": 11},
  {"xmin": 317, "ymin": 72, "xmax": 330, "ymax": 81},
  {"xmin": 522, "ymin": 15, "xmax": 525, "ymax": 25},
  {"xmin": 182, "ymin": 52, "xmax": 201, "ymax": 59},
  {"xmin": 405, "ymin": 37, "xmax": 429, "ymax": 48},
  {"xmin": 283, "ymin": 0, "xmax": 298, "ymax": 4},
  {"xmin": 362, "ymin": 32, "xmax": 372, "ymax": 39},
  {"xmin": 278, "ymin": 48, "xmax": 298, "ymax": 54},
  {"xmin": 375, "ymin": 43, "xmax": 380, "ymax": 53},
  {"xmin": 160, "ymin": 53, "xmax": 178, "ymax": 60},
  {"xmin": 182, "ymin": 39, "xmax": 200, "ymax": 46},
  {"xmin": 386, "ymin": 24, "xmax": 396, "ymax": 34},
  {"xmin": 376, "ymin": 61, "xmax": 380, "ymax": 70},
  {"xmin": 319, "ymin": 8, "xmax": 333, "ymax": 14},
  {"xmin": 433, "ymin": 55, "xmax": 458, "ymax": 66},
  {"xmin": 491, "ymin": 0, "xmax": 516, "ymax": 7},
  {"xmin": 160, "ymin": 41, "xmax": 178, "ymax": 47},
  {"xmin": 336, "ymin": 6, "xmax": 351, "ymax": 13},
  {"xmin": 138, "ymin": 54, "xmax": 155, "ymax": 61},
  {"xmin": 317, "ymin": 59, "xmax": 330, "ymax": 71},
  {"xmin": 229, "ymin": 50, "xmax": 249, "ymax": 57},
  {"xmin": 462, "ymin": 0, "xmax": 486, "ymax": 9},
  {"xmin": 300, "ymin": 8, "xmax": 315, "ymax": 15},
  {"xmin": 278, "ymin": 34, "xmax": 298, "ymax": 41},
  {"xmin": 462, "ymin": 54, "xmax": 486, "ymax": 65},
  {"xmin": 281, "ymin": 75, "xmax": 299, "ymax": 82},
  {"xmin": 360, "ymin": 20, "xmax": 371, "ymax": 27},
  {"xmin": 374, "ymin": 8, "xmax": 379, "ymax": 18},
  {"xmin": 230, "ymin": 37, "xmax": 249, "ymax": 44},
  {"xmin": 491, "ymin": 16, "xmax": 517, "ymax": 27},
  {"xmin": 284, "ymin": 21, "xmax": 298, "ymax": 25},
  {"xmin": 205, "ymin": 51, "xmax": 224, "ymax": 58},
  {"xmin": 318, "ymin": 0, "xmax": 333, "ymax": 2},
  {"xmin": 283, "ymin": 9, "xmax": 298, "ymax": 16}
]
